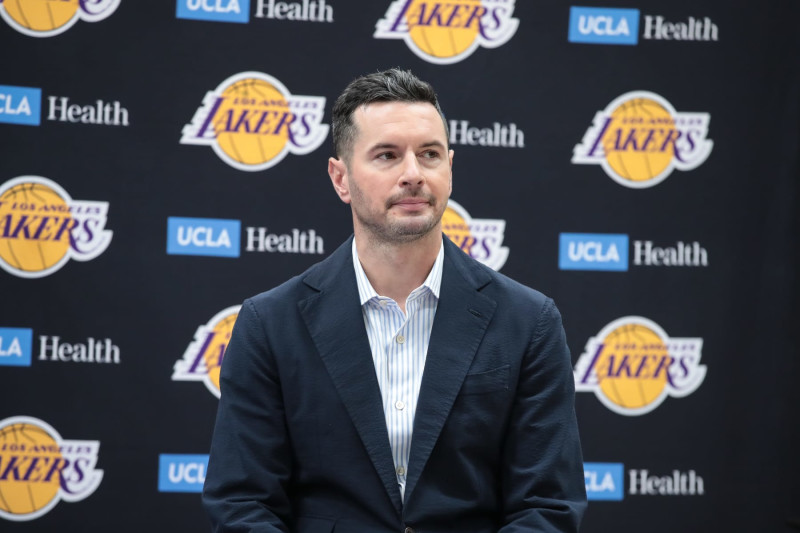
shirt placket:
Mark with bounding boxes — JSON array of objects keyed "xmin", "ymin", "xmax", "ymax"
[{"xmin": 387, "ymin": 299, "xmax": 411, "ymax": 493}]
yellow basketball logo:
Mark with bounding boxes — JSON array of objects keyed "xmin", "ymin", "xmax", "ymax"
[
  {"xmin": 574, "ymin": 316, "xmax": 706, "ymax": 416},
  {"xmin": 0, "ymin": 416, "xmax": 103, "ymax": 521},
  {"xmin": 181, "ymin": 72, "xmax": 329, "ymax": 172},
  {"xmin": 0, "ymin": 0, "xmax": 119, "ymax": 37},
  {"xmin": 375, "ymin": 0, "xmax": 519, "ymax": 65},
  {"xmin": 406, "ymin": 0, "xmax": 481, "ymax": 59},
  {"xmin": 572, "ymin": 91, "xmax": 713, "ymax": 188},
  {"xmin": 0, "ymin": 179, "xmax": 71, "ymax": 275},
  {"xmin": 0, "ymin": 176, "xmax": 113, "ymax": 278},
  {"xmin": 442, "ymin": 202, "xmax": 471, "ymax": 247},
  {"xmin": 172, "ymin": 305, "xmax": 241, "ymax": 398},
  {"xmin": 442, "ymin": 199, "xmax": 508, "ymax": 270}
]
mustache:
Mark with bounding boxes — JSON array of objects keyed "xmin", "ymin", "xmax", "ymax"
[{"xmin": 384, "ymin": 192, "xmax": 436, "ymax": 209}]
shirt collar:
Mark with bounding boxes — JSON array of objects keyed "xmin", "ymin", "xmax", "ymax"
[{"xmin": 352, "ymin": 238, "xmax": 444, "ymax": 306}]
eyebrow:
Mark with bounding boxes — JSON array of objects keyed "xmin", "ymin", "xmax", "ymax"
[{"xmin": 367, "ymin": 140, "xmax": 447, "ymax": 153}]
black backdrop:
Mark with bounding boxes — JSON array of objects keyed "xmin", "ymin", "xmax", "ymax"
[{"xmin": 1, "ymin": 1, "xmax": 798, "ymax": 531}]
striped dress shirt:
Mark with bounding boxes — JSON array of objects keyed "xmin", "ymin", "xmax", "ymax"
[{"xmin": 352, "ymin": 239, "xmax": 444, "ymax": 501}]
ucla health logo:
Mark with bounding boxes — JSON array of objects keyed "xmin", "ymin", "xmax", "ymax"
[
  {"xmin": 442, "ymin": 199, "xmax": 508, "ymax": 270},
  {"xmin": 172, "ymin": 305, "xmax": 240, "ymax": 398},
  {"xmin": 0, "ymin": 0, "xmax": 119, "ymax": 37},
  {"xmin": 0, "ymin": 328, "xmax": 120, "ymax": 366},
  {"xmin": 559, "ymin": 233, "xmax": 628, "ymax": 271},
  {"xmin": 560, "ymin": 234, "xmax": 709, "ymax": 271},
  {"xmin": 568, "ymin": 6, "xmax": 639, "ymax": 45},
  {"xmin": 0, "ymin": 176, "xmax": 112, "ymax": 278},
  {"xmin": 574, "ymin": 316, "xmax": 706, "ymax": 415},
  {"xmin": 374, "ymin": 0, "xmax": 519, "ymax": 65},
  {"xmin": 176, "ymin": 0, "xmax": 250, "ymax": 23},
  {"xmin": 572, "ymin": 91, "xmax": 713, "ymax": 188},
  {"xmin": 181, "ymin": 72, "xmax": 328, "ymax": 172},
  {"xmin": 0, "ymin": 416, "xmax": 102, "ymax": 521},
  {"xmin": 167, "ymin": 217, "xmax": 241, "ymax": 257},
  {"xmin": 568, "ymin": 8, "xmax": 718, "ymax": 45},
  {"xmin": 584, "ymin": 462, "xmax": 624, "ymax": 501},
  {"xmin": 0, "ymin": 327, "xmax": 32, "ymax": 367},
  {"xmin": 448, "ymin": 118, "xmax": 524, "ymax": 148},
  {"xmin": 158, "ymin": 454, "xmax": 208, "ymax": 493},
  {"xmin": 0, "ymin": 85, "xmax": 41, "ymax": 126},
  {"xmin": 629, "ymin": 468, "xmax": 705, "ymax": 496},
  {"xmin": 1, "ymin": 85, "xmax": 128, "ymax": 128}
]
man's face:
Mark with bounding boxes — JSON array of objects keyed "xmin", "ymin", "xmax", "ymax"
[{"xmin": 328, "ymin": 101, "xmax": 453, "ymax": 244}]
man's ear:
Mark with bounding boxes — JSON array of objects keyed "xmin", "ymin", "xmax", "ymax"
[
  {"xmin": 448, "ymin": 149, "xmax": 454, "ymax": 194},
  {"xmin": 328, "ymin": 157, "xmax": 351, "ymax": 204}
]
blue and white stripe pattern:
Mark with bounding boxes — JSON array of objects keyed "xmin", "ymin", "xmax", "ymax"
[{"xmin": 352, "ymin": 239, "xmax": 443, "ymax": 501}]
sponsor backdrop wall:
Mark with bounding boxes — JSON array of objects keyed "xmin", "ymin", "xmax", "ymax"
[{"xmin": 1, "ymin": 1, "xmax": 798, "ymax": 531}]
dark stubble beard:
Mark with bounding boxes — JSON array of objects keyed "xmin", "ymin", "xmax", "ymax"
[{"xmin": 350, "ymin": 182, "xmax": 444, "ymax": 244}]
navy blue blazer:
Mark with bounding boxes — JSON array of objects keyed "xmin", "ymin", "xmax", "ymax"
[{"xmin": 203, "ymin": 236, "xmax": 586, "ymax": 532}]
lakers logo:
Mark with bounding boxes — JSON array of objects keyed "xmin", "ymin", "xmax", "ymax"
[
  {"xmin": 574, "ymin": 317, "xmax": 706, "ymax": 416},
  {"xmin": 0, "ymin": 176, "xmax": 112, "ymax": 278},
  {"xmin": 0, "ymin": 0, "xmax": 119, "ymax": 38},
  {"xmin": 0, "ymin": 416, "xmax": 102, "ymax": 521},
  {"xmin": 442, "ymin": 199, "xmax": 508, "ymax": 270},
  {"xmin": 172, "ymin": 305, "xmax": 240, "ymax": 398},
  {"xmin": 572, "ymin": 91, "xmax": 713, "ymax": 188},
  {"xmin": 181, "ymin": 72, "xmax": 329, "ymax": 172},
  {"xmin": 374, "ymin": 0, "xmax": 519, "ymax": 65}
]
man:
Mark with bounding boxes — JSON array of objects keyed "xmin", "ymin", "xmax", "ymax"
[{"xmin": 203, "ymin": 68, "xmax": 587, "ymax": 532}]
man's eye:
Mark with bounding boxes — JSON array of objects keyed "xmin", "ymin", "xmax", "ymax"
[
  {"xmin": 377, "ymin": 152, "xmax": 395, "ymax": 160},
  {"xmin": 421, "ymin": 150, "xmax": 440, "ymax": 159}
]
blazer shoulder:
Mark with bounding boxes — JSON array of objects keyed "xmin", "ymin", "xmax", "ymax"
[
  {"xmin": 246, "ymin": 271, "xmax": 310, "ymax": 309},
  {"xmin": 443, "ymin": 234, "xmax": 553, "ymax": 315},
  {"xmin": 487, "ymin": 267, "xmax": 549, "ymax": 303},
  {"xmin": 245, "ymin": 236, "xmax": 354, "ymax": 311}
]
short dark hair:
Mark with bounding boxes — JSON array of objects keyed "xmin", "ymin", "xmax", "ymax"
[{"xmin": 331, "ymin": 68, "xmax": 449, "ymax": 162}]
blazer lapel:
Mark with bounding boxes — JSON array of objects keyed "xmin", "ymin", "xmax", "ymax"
[
  {"xmin": 403, "ymin": 238, "xmax": 497, "ymax": 503},
  {"xmin": 297, "ymin": 237, "xmax": 403, "ymax": 514}
]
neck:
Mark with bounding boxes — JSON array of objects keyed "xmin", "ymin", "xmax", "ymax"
[{"xmin": 354, "ymin": 228, "xmax": 441, "ymax": 312}]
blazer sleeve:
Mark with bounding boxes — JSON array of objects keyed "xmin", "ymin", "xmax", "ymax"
[
  {"xmin": 202, "ymin": 298, "xmax": 293, "ymax": 533},
  {"xmin": 499, "ymin": 298, "xmax": 587, "ymax": 532}
]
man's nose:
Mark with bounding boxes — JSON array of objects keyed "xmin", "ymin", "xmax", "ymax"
[{"xmin": 399, "ymin": 154, "xmax": 424, "ymax": 187}]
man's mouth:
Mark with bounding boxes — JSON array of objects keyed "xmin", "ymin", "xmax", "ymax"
[{"xmin": 391, "ymin": 198, "xmax": 431, "ymax": 211}]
